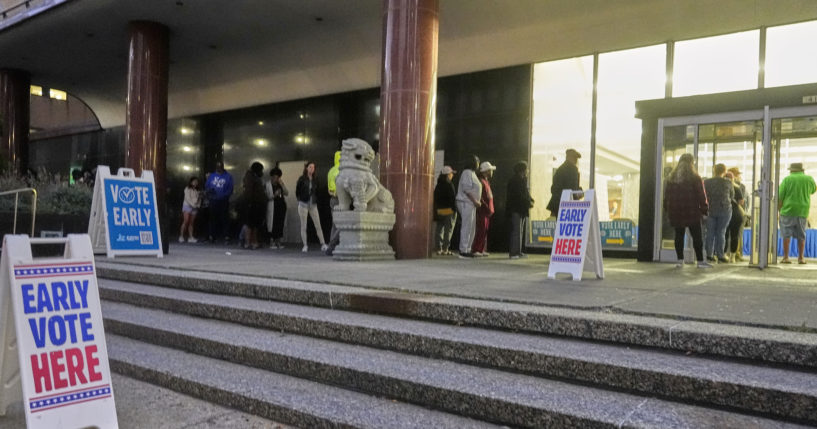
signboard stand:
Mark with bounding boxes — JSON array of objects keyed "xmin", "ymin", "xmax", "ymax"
[
  {"xmin": 88, "ymin": 166, "xmax": 163, "ymax": 258},
  {"xmin": 0, "ymin": 234, "xmax": 118, "ymax": 428},
  {"xmin": 547, "ymin": 189, "xmax": 605, "ymax": 281}
]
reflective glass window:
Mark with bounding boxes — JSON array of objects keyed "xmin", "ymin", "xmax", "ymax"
[
  {"xmin": 530, "ymin": 56, "xmax": 593, "ymax": 222},
  {"xmin": 673, "ymin": 30, "xmax": 759, "ymax": 97}
]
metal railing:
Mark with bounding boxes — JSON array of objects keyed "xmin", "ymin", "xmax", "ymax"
[
  {"xmin": 0, "ymin": 0, "xmax": 67, "ymax": 28},
  {"xmin": 0, "ymin": 187, "xmax": 37, "ymax": 237}
]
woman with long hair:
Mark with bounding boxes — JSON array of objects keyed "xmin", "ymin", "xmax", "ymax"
[
  {"xmin": 295, "ymin": 161, "xmax": 328, "ymax": 252},
  {"xmin": 179, "ymin": 177, "xmax": 201, "ymax": 243},
  {"xmin": 241, "ymin": 162, "xmax": 266, "ymax": 249},
  {"xmin": 663, "ymin": 153, "xmax": 711, "ymax": 268}
]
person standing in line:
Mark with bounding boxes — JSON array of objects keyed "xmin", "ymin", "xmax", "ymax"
[
  {"xmin": 472, "ymin": 161, "xmax": 496, "ymax": 257},
  {"xmin": 325, "ymin": 150, "xmax": 342, "ymax": 256},
  {"xmin": 205, "ymin": 161, "xmax": 234, "ymax": 244},
  {"xmin": 664, "ymin": 154, "xmax": 711, "ymax": 268},
  {"xmin": 778, "ymin": 162, "xmax": 816, "ymax": 264},
  {"xmin": 723, "ymin": 172, "xmax": 745, "ymax": 262},
  {"xmin": 727, "ymin": 167, "xmax": 748, "ymax": 261},
  {"xmin": 546, "ymin": 148, "xmax": 582, "ymax": 218},
  {"xmin": 296, "ymin": 161, "xmax": 329, "ymax": 253},
  {"xmin": 456, "ymin": 155, "xmax": 482, "ymax": 259},
  {"xmin": 241, "ymin": 162, "xmax": 266, "ymax": 250},
  {"xmin": 265, "ymin": 165, "xmax": 288, "ymax": 249},
  {"xmin": 433, "ymin": 166, "xmax": 457, "ymax": 255},
  {"xmin": 179, "ymin": 176, "xmax": 201, "ymax": 243},
  {"xmin": 506, "ymin": 161, "xmax": 533, "ymax": 259},
  {"xmin": 703, "ymin": 163, "xmax": 734, "ymax": 263}
]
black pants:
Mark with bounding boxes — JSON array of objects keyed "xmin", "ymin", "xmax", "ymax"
[
  {"xmin": 208, "ymin": 198, "xmax": 230, "ymax": 241},
  {"xmin": 724, "ymin": 212, "xmax": 744, "ymax": 254},
  {"xmin": 675, "ymin": 222, "xmax": 704, "ymax": 262}
]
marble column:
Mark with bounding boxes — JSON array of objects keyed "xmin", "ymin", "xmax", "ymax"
[
  {"xmin": 379, "ymin": 0, "xmax": 439, "ymax": 259},
  {"xmin": 126, "ymin": 21, "xmax": 169, "ymax": 251},
  {"xmin": 0, "ymin": 68, "xmax": 30, "ymax": 174}
]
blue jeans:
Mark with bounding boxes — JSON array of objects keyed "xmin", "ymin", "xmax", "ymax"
[{"xmin": 705, "ymin": 209, "xmax": 732, "ymax": 259}]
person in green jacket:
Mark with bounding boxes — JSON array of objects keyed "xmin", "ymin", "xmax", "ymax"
[
  {"xmin": 325, "ymin": 150, "xmax": 342, "ymax": 255},
  {"xmin": 778, "ymin": 162, "xmax": 817, "ymax": 264}
]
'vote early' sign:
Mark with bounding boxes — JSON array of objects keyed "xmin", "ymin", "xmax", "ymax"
[{"xmin": 88, "ymin": 166, "xmax": 163, "ymax": 258}]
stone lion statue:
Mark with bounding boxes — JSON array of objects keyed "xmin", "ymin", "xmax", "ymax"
[{"xmin": 334, "ymin": 138, "xmax": 394, "ymax": 213}]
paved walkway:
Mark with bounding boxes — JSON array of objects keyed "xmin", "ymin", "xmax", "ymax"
[{"xmin": 100, "ymin": 243, "xmax": 817, "ymax": 333}]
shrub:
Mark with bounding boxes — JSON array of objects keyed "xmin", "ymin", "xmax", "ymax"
[{"xmin": 0, "ymin": 167, "xmax": 92, "ymax": 216}]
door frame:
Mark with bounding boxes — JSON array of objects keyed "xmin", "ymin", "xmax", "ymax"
[{"xmin": 655, "ymin": 105, "xmax": 817, "ymax": 265}]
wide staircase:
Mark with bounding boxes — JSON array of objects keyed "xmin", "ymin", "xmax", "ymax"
[{"xmin": 95, "ymin": 262, "xmax": 817, "ymax": 428}]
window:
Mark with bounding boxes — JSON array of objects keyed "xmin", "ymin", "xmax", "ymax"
[
  {"xmin": 673, "ymin": 30, "xmax": 759, "ymax": 97},
  {"xmin": 596, "ymin": 45, "xmax": 666, "ymax": 222},
  {"xmin": 530, "ymin": 56, "xmax": 593, "ymax": 221},
  {"xmin": 765, "ymin": 20, "xmax": 817, "ymax": 87}
]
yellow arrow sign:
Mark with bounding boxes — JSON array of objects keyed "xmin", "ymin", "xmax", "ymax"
[
  {"xmin": 538, "ymin": 236, "xmax": 554, "ymax": 243},
  {"xmin": 606, "ymin": 238, "xmax": 624, "ymax": 245}
]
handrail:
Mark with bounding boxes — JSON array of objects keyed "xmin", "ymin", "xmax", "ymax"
[
  {"xmin": 0, "ymin": 187, "xmax": 37, "ymax": 237},
  {"xmin": 0, "ymin": 0, "xmax": 32, "ymax": 19}
]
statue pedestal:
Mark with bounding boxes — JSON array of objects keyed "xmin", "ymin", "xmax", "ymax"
[{"xmin": 332, "ymin": 211, "xmax": 396, "ymax": 261}]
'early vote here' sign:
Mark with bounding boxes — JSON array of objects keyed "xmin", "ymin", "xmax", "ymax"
[
  {"xmin": 547, "ymin": 189, "xmax": 604, "ymax": 281},
  {"xmin": 0, "ymin": 235, "xmax": 118, "ymax": 429}
]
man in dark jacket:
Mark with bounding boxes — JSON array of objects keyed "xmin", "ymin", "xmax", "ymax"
[
  {"xmin": 546, "ymin": 149, "xmax": 582, "ymax": 217},
  {"xmin": 434, "ymin": 166, "xmax": 457, "ymax": 255},
  {"xmin": 506, "ymin": 161, "xmax": 534, "ymax": 258}
]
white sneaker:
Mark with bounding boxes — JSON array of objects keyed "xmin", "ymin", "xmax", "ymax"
[
  {"xmin": 472, "ymin": 252, "xmax": 484, "ymax": 257},
  {"xmin": 302, "ymin": 245, "xmax": 308, "ymax": 253},
  {"xmin": 482, "ymin": 252, "xmax": 491, "ymax": 256},
  {"xmin": 188, "ymin": 237, "xmax": 197, "ymax": 243},
  {"xmin": 178, "ymin": 237, "xmax": 185, "ymax": 243},
  {"xmin": 321, "ymin": 244, "xmax": 329, "ymax": 252},
  {"xmin": 697, "ymin": 261, "xmax": 713, "ymax": 269}
]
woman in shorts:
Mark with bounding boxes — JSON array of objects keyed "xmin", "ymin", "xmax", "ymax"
[{"xmin": 180, "ymin": 177, "xmax": 201, "ymax": 243}]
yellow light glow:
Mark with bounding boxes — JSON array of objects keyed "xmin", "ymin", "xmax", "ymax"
[
  {"xmin": 258, "ymin": 121, "xmax": 264, "ymax": 126},
  {"xmin": 182, "ymin": 146, "xmax": 192, "ymax": 152},
  {"xmin": 295, "ymin": 135, "xmax": 304, "ymax": 143},
  {"xmin": 30, "ymin": 85, "xmax": 43, "ymax": 96},
  {"xmin": 255, "ymin": 139, "xmax": 267, "ymax": 146},
  {"xmin": 182, "ymin": 165, "xmax": 191, "ymax": 171},
  {"xmin": 49, "ymin": 88, "xmax": 67, "ymax": 101},
  {"xmin": 180, "ymin": 127, "xmax": 193, "ymax": 135}
]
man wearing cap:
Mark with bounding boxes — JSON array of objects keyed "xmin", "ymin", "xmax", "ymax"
[
  {"xmin": 546, "ymin": 149, "xmax": 582, "ymax": 217},
  {"xmin": 434, "ymin": 165, "xmax": 457, "ymax": 255},
  {"xmin": 472, "ymin": 161, "xmax": 496, "ymax": 256},
  {"xmin": 778, "ymin": 162, "xmax": 816, "ymax": 264}
]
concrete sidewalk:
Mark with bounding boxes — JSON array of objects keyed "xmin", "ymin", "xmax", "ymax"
[{"xmin": 100, "ymin": 243, "xmax": 817, "ymax": 333}]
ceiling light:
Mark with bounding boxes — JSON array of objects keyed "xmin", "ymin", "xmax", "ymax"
[
  {"xmin": 30, "ymin": 85, "xmax": 43, "ymax": 96},
  {"xmin": 258, "ymin": 121, "xmax": 264, "ymax": 126},
  {"xmin": 182, "ymin": 165, "xmax": 191, "ymax": 171},
  {"xmin": 49, "ymin": 88, "xmax": 67, "ymax": 101},
  {"xmin": 182, "ymin": 146, "xmax": 192, "ymax": 152},
  {"xmin": 255, "ymin": 139, "xmax": 267, "ymax": 146},
  {"xmin": 180, "ymin": 127, "xmax": 193, "ymax": 135},
  {"xmin": 295, "ymin": 135, "xmax": 304, "ymax": 143}
]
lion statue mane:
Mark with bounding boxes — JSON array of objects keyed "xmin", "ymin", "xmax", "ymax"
[{"xmin": 334, "ymin": 138, "xmax": 394, "ymax": 213}]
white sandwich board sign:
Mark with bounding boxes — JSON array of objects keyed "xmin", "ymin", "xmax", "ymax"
[
  {"xmin": 547, "ymin": 189, "xmax": 605, "ymax": 281},
  {"xmin": 0, "ymin": 234, "xmax": 118, "ymax": 429},
  {"xmin": 88, "ymin": 166, "xmax": 163, "ymax": 258}
]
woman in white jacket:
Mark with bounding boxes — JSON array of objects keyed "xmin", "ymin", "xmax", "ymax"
[{"xmin": 456, "ymin": 155, "xmax": 482, "ymax": 258}]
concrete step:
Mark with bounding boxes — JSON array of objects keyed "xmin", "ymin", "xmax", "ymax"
[
  {"xmin": 96, "ymin": 263, "xmax": 817, "ymax": 369},
  {"xmin": 107, "ymin": 335, "xmax": 499, "ymax": 429},
  {"xmin": 101, "ymin": 301, "xmax": 809, "ymax": 428},
  {"xmin": 98, "ymin": 280, "xmax": 817, "ymax": 424}
]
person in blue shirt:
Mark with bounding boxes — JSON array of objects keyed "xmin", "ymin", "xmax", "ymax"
[{"xmin": 205, "ymin": 161, "xmax": 234, "ymax": 244}]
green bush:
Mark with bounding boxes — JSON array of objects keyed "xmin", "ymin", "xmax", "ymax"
[{"xmin": 0, "ymin": 168, "xmax": 92, "ymax": 216}]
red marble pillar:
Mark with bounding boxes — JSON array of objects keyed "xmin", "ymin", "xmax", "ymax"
[
  {"xmin": 380, "ymin": 0, "xmax": 439, "ymax": 259},
  {"xmin": 125, "ymin": 21, "xmax": 169, "ymax": 194},
  {"xmin": 0, "ymin": 68, "xmax": 30, "ymax": 174}
]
